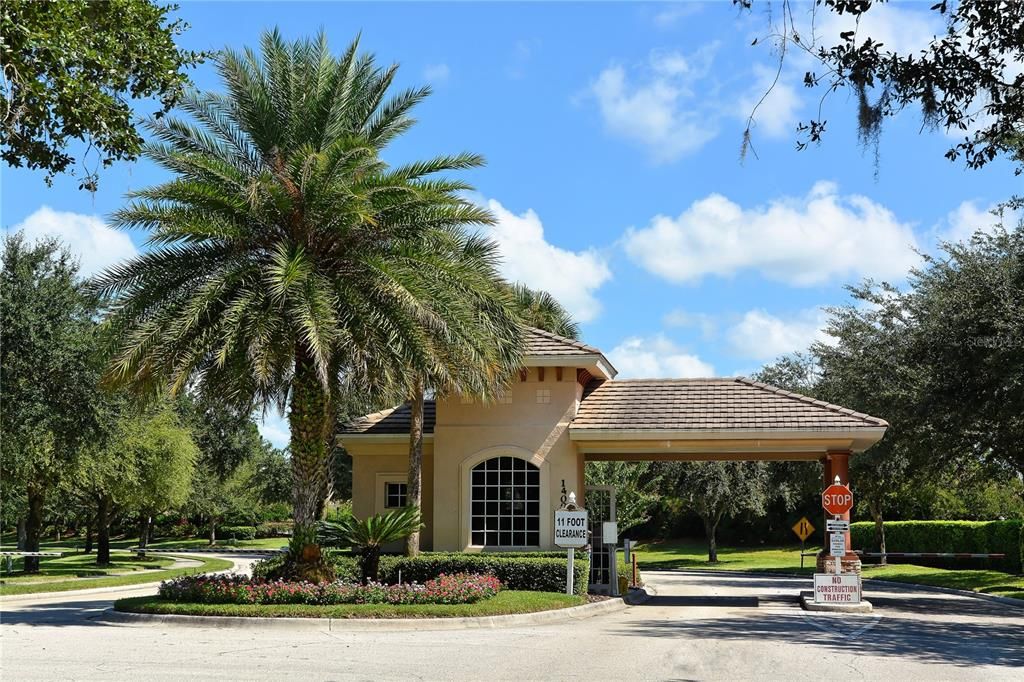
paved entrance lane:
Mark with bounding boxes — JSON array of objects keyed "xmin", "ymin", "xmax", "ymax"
[{"xmin": 2, "ymin": 568, "xmax": 1022, "ymax": 680}]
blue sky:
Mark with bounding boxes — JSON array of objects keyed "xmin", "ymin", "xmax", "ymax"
[{"xmin": 3, "ymin": 2, "xmax": 1020, "ymax": 447}]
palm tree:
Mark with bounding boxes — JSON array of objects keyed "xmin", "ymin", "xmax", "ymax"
[
  {"xmin": 401, "ymin": 283, "xmax": 575, "ymax": 557},
  {"xmin": 93, "ymin": 30, "xmax": 519, "ymax": 575},
  {"xmin": 401, "ymin": 253, "xmax": 524, "ymax": 557},
  {"xmin": 320, "ymin": 506, "xmax": 422, "ymax": 582},
  {"xmin": 511, "ymin": 284, "xmax": 580, "ymax": 339}
]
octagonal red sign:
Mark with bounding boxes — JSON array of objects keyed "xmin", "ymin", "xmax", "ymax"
[{"xmin": 822, "ymin": 483, "xmax": 853, "ymax": 516}]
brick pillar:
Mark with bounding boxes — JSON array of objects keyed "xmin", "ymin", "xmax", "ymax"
[{"xmin": 816, "ymin": 451, "xmax": 862, "ymax": 575}]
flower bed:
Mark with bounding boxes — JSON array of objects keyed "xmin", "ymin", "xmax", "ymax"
[{"xmin": 158, "ymin": 572, "xmax": 501, "ymax": 606}]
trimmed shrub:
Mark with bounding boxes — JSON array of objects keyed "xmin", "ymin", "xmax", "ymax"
[
  {"xmin": 255, "ymin": 521, "xmax": 293, "ymax": 538},
  {"xmin": 376, "ymin": 552, "xmax": 590, "ymax": 596},
  {"xmin": 850, "ymin": 520, "xmax": 1022, "ymax": 573},
  {"xmin": 252, "ymin": 549, "xmax": 360, "ymax": 583},
  {"xmin": 158, "ymin": 573, "xmax": 501, "ymax": 605},
  {"xmin": 217, "ymin": 525, "xmax": 257, "ymax": 541}
]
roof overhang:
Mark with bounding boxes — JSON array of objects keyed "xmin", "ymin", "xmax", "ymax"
[
  {"xmin": 337, "ymin": 433, "xmax": 434, "ymax": 444},
  {"xmin": 570, "ymin": 427, "xmax": 887, "ymax": 458},
  {"xmin": 524, "ymin": 353, "xmax": 617, "ymax": 380}
]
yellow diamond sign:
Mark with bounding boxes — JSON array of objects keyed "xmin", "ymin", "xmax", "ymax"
[{"xmin": 792, "ymin": 517, "xmax": 815, "ymax": 542}]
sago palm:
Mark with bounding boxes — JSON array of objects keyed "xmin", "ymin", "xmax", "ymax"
[
  {"xmin": 93, "ymin": 30, "xmax": 521, "ymax": 572},
  {"xmin": 319, "ymin": 506, "xmax": 422, "ymax": 582}
]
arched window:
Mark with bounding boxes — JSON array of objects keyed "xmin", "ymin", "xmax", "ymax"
[{"xmin": 470, "ymin": 456, "xmax": 540, "ymax": 547}]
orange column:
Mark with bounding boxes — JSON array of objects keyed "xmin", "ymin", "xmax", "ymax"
[{"xmin": 827, "ymin": 451, "xmax": 852, "ymax": 551}]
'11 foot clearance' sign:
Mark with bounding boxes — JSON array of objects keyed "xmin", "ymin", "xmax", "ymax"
[
  {"xmin": 554, "ymin": 510, "xmax": 588, "ymax": 548},
  {"xmin": 813, "ymin": 573, "xmax": 862, "ymax": 604}
]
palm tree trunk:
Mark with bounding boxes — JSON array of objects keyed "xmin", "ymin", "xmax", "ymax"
[
  {"xmin": 405, "ymin": 378, "xmax": 425, "ymax": 557},
  {"xmin": 289, "ymin": 345, "xmax": 332, "ymax": 564},
  {"xmin": 24, "ymin": 485, "xmax": 45, "ymax": 573}
]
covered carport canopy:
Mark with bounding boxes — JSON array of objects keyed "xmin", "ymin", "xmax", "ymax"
[
  {"xmin": 570, "ymin": 377, "xmax": 887, "ymax": 461},
  {"xmin": 570, "ymin": 377, "xmax": 888, "ymax": 574}
]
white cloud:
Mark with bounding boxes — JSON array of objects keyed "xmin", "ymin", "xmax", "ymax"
[
  {"xmin": 623, "ymin": 181, "xmax": 920, "ymax": 286},
  {"xmin": 736, "ymin": 64, "xmax": 801, "ymax": 138},
  {"xmin": 587, "ymin": 44, "xmax": 721, "ymax": 162},
  {"xmin": 507, "ymin": 39, "xmax": 539, "ymax": 80},
  {"xmin": 608, "ymin": 334, "xmax": 715, "ymax": 379},
  {"xmin": 8, "ymin": 206, "xmax": 137, "ymax": 278},
  {"xmin": 663, "ymin": 309, "xmax": 718, "ymax": 340},
  {"xmin": 727, "ymin": 309, "xmax": 834, "ymax": 361},
  {"xmin": 652, "ymin": 3, "xmax": 703, "ymax": 29},
  {"xmin": 258, "ymin": 410, "xmax": 290, "ymax": 449},
  {"xmin": 814, "ymin": 3, "xmax": 940, "ymax": 57},
  {"xmin": 480, "ymin": 198, "xmax": 611, "ymax": 323},
  {"xmin": 423, "ymin": 63, "xmax": 450, "ymax": 83},
  {"xmin": 937, "ymin": 200, "xmax": 1020, "ymax": 244}
]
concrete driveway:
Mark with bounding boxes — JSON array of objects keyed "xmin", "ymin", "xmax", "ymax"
[{"xmin": 2, "ymin": 567, "xmax": 1022, "ymax": 680}]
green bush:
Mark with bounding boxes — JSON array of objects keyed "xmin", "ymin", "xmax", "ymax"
[
  {"xmin": 850, "ymin": 520, "xmax": 1022, "ymax": 573},
  {"xmin": 217, "ymin": 525, "xmax": 257, "ymax": 541},
  {"xmin": 250, "ymin": 550, "xmax": 360, "ymax": 583},
  {"xmin": 376, "ymin": 552, "xmax": 590, "ymax": 596},
  {"xmin": 256, "ymin": 503, "xmax": 292, "ymax": 523},
  {"xmin": 255, "ymin": 521, "xmax": 293, "ymax": 538}
]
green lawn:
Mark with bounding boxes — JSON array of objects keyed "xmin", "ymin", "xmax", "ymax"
[
  {"xmin": 864, "ymin": 564, "xmax": 1024, "ymax": 601},
  {"xmin": 0, "ymin": 554, "xmax": 234, "ymax": 596},
  {"xmin": 1, "ymin": 552, "xmax": 176, "ymax": 582},
  {"xmin": 115, "ymin": 590, "xmax": 585, "ymax": 619},
  {"xmin": 0, "ymin": 533, "xmax": 288, "ymax": 552},
  {"xmin": 635, "ymin": 540, "xmax": 817, "ymax": 574},
  {"xmin": 635, "ymin": 539, "xmax": 1024, "ymax": 600}
]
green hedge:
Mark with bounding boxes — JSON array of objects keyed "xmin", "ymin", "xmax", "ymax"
[
  {"xmin": 851, "ymin": 520, "xmax": 1022, "ymax": 573},
  {"xmin": 251, "ymin": 550, "xmax": 592, "ymax": 595},
  {"xmin": 255, "ymin": 521, "xmax": 293, "ymax": 539},
  {"xmin": 217, "ymin": 525, "xmax": 256, "ymax": 541},
  {"xmin": 376, "ymin": 552, "xmax": 590, "ymax": 596},
  {"xmin": 252, "ymin": 550, "xmax": 360, "ymax": 582}
]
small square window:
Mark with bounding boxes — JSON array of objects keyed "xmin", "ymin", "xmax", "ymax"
[
  {"xmin": 384, "ymin": 482, "xmax": 407, "ymax": 508},
  {"xmin": 497, "ymin": 391, "xmax": 512, "ymax": 405},
  {"xmin": 536, "ymin": 388, "xmax": 551, "ymax": 404}
]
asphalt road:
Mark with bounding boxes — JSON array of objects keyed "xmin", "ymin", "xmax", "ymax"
[{"xmin": 2, "ymin": 559, "xmax": 1022, "ymax": 681}]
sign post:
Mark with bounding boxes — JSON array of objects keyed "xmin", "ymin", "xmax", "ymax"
[
  {"xmin": 815, "ymin": 476, "xmax": 857, "ymax": 600},
  {"xmin": 820, "ymin": 475, "xmax": 854, "ymax": 576},
  {"xmin": 791, "ymin": 517, "xmax": 815, "ymax": 569},
  {"xmin": 554, "ymin": 492, "xmax": 588, "ymax": 596}
]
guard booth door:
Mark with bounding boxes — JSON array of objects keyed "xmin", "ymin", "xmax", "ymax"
[{"xmin": 585, "ymin": 485, "xmax": 616, "ymax": 593}]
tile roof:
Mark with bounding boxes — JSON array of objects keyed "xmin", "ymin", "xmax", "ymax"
[
  {"xmin": 524, "ymin": 327, "xmax": 604, "ymax": 356},
  {"xmin": 338, "ymin": 377, "xmax": 887, "ymax": 437},
  {"xmin": 571, "ymin": 377, "xmax": 888, "ymax": 432},
  {"xmin": 340, "ymin": 401, "xmax": 436, "ymax": 435}
]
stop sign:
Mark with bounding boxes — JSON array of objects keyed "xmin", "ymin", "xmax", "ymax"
[{"xmin": 822, "ymin": 483, "xmax": 853, "ymax": 515}]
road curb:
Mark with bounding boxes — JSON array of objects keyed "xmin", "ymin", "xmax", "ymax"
[
  {"xmin": 103, "ymin": 594, "xmax": 633, "ymax": 631},
  {"xmin": 624, "ymin": 585, "xmax": 655, "ymax": 604},
  {"xmin": 865, "ymin": 577, "xmax": 1024, "ymax": 610},
  {"xmin": 648, "ymin": 567, "xmax": 1024, "ymax": 611}
]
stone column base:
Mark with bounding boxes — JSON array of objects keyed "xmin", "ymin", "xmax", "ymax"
[{"xmin": 815, "ymin": 552, "xmax": 862, "ymax": 575}]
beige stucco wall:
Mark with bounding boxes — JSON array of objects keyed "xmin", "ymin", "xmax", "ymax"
[
  {"xmin": 343, "ymin": 366, "xmax": 588, "ymax": 553},
  {"xmin": 348, "ymin": 440, "xmax": 435, "ymax": 551},
  {"xmin": 431, "ymin": 367, "xmax": 583, "ymax": 552}
]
